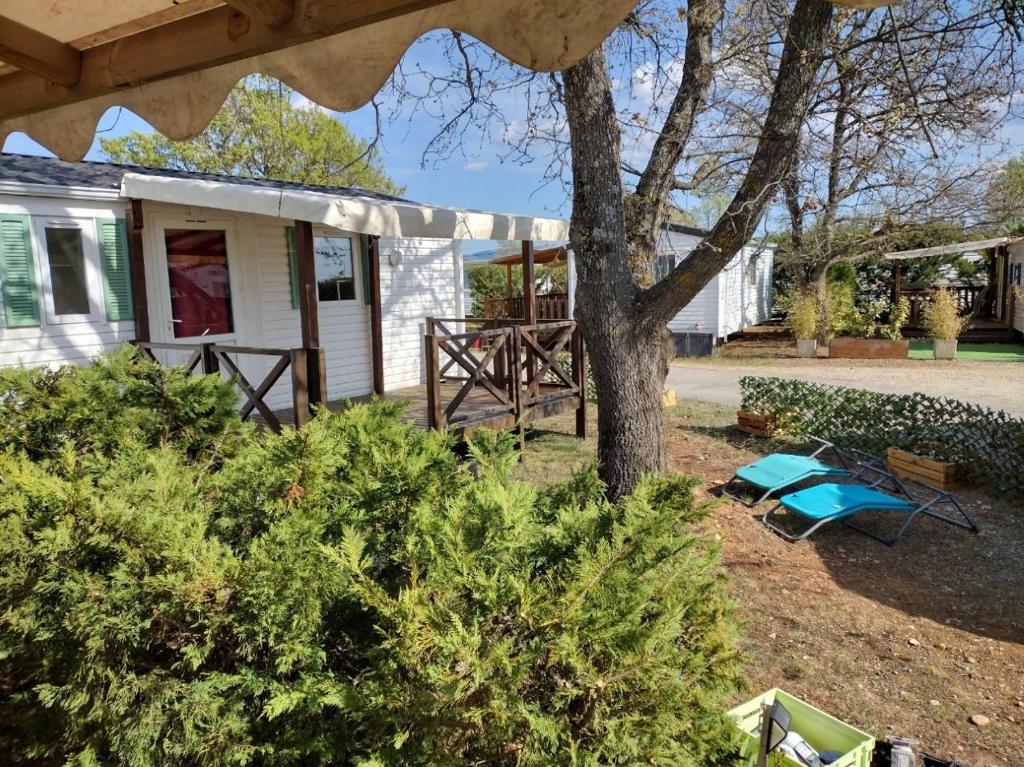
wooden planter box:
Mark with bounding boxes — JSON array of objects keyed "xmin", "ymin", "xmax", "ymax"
[
  {"xmin": 737, "ymin": 410, "xmax": 775, "ymax": 438},
  {"xmin": 886, "ymin": 447, "xmax": 967, "ymax": 490},
  {"xmin": 829, "ymin": 337, "xmax": 910, "ymax": 359}
]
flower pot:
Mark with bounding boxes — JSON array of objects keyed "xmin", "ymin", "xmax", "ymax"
[
  {"xmin": 796, "ymin": 339, "xmax": 817, "ymax": 358},
  {"xmin": 933, "ymin": 338, "xmax": 958, "ymax": 360},
  {"xmin": 828, "ymin": 337, "xmax": 909, "ymax": 359}
]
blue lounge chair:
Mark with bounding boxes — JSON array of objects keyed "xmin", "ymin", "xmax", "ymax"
[
  {"xmin": 721, "ymin": 437, "xmax": 857, "ymax": 507},
  {"xmin": 762, "ymin": 469, "xmax": 978, "ymax": 546}
]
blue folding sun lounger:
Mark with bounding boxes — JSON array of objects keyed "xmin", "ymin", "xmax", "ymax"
[
  {"xmin": 721, "ymin": 437, "xmax": 858, "ymax": 507},
  {"xmin": 762, "ymin": 470, "xmax": 979, "ymax": 546}
]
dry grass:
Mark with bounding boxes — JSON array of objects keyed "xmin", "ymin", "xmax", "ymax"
[{"xmin": 518, "ymin": 402, "xmax": 1024, "ymax": 766}]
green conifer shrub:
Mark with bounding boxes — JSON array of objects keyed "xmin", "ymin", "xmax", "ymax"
[{"xmin": 0, "ymin": 350, "xmax": 743, "ymax": 767}]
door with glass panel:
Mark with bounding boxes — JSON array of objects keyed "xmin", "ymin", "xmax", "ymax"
[
  {"xmin": 34, "ymin": 218, "xmax": 103, "ymax": 325},
  {"xmin": 158, "ymin": 226, "xmax": 236, "ymax": 341}
]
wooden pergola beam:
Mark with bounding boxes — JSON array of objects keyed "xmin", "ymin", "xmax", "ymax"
[
  {"xmin": 0, "ymin": 0, "xmax": 454, "ymax": 122},
  {"xmin": 0, "ymin": 15, "xmax": 81, "ymax": 87},
  {"xmin": 222, "ymin": 0, "xmax": 294, "ymax": 28}
]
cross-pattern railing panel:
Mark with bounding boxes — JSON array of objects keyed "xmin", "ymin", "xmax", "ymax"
[
  {"xmin": 424, "ymin": 317, "xmax": 587, "ymax": 438},
  {"xmin": 132, "ymin": 340, "xmax": 313, "ymax": 431}
]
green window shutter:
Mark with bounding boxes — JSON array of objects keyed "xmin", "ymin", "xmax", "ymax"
[
  {"xmin": 97, "ymin": 218, "xmax": 133, "ymax": 321},
  {"xmin": 360, "ymin": 234, "xmax": 372, "ymax": 306},
  {"xmin": 286, "ymin": 226, "xmax": 300, "ymax": 310},
  {"xmin": 0, "ymin": 214, "xmax": 40, "ymax": 328}
]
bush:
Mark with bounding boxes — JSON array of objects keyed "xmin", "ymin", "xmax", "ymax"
[
  {"xmin": 923, "ymin": 286, "xmax": 969, "ymax": 340},
  {"xmin": 0, "ymin": 351, "xmax": 743, "ymax": 766},
  {"xmin": 0, "ymin": 345, "xmax": 242, "ymax": 461},
  {"xmin": 783, "ymin": 290, "xmax": 818, "ymax": 340}
]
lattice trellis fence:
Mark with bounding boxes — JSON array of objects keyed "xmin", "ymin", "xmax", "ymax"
[{"xmin": 740, "ymin": 376, "xmax": 1024, "ymax": 502}]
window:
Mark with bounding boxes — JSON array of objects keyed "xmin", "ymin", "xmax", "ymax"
[
  {"xmin": 165, "ymin": 228, "xmax": 234, "ymax": 338},
  {"xmin": 44, "ymin": 227, "xmax": 90, "ymax": 315},
  {"xmin": 36, "ymin": 220, "xmax": 101, "ymax": 324},
  {"xmin": 314, "ymin": 236, "xmax": 356, "ymax": 301}
]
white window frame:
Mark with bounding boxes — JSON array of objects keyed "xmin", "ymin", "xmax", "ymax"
[{"xmin": 33, "ymin": 216, "xmax": 104, "ymax": 325}]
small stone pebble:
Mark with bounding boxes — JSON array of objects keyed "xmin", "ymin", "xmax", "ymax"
[
  {"xmin": 969, "ymin": 714, "xmax": 991, "ymax": 727},
  {"xmin": 908, "ymin": 638, "xmax": 920, "ymax": 646},
  {"xmin": 929, "ymin": 699, "xmax": 941, "ymax": 707}
]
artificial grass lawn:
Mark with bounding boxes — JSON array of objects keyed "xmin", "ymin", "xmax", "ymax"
[{"xmin": 908, "ymin": 341, "xmax": 1024, "ymax": 362}]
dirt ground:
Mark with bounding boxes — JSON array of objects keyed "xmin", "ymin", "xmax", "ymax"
[{"xmin": 517, "ymin": 403, "xmax": 1024, "ymax": 766}]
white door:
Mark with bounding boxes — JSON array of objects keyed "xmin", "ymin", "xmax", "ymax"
[
  {"xmin": 149, "ymin": 217, "xmax": 262, "ymax": 391},
  {"xmin": 312, "ymin": 231, "xmax": 372, "ymax": 399}
]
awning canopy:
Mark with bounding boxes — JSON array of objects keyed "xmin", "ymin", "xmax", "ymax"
[
  {"xmin": 884, "ymin": 236, "xmax": 1024, "ymax": 261},
  {"xmin": 0, "ymin": 0, "xmax": 637, "ymax": 161},
  {"xmin": 121, "ymin": 172, "xmax": 569, "ymax": 241},
  {"xmin": 490, "ymin": 245, "xmax": 568, "ymax": 266}
]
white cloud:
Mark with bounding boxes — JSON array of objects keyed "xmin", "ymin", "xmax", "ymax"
[{"xmin": 463, "ymin": 160, "xmax": 489, "ymax": 172}]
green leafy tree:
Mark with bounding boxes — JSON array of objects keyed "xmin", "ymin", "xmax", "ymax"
[
  {"xmin": 0, "ymin": 348, "xmax": 744, "ymax": 767},
  {"xmin": 987, "ymin": 153, "xmax": 1024, "ymax": 230},
  {"xmin": 100, "ymin": 76, "xmax": 403, "ymax": 195},
  {"xmin": 466, "ymin": 263, "xmax": 568, "ymax": 317}
]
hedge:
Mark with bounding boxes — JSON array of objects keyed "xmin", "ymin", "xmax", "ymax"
[
  {"xmin": 740, "ymin": 376, "xmax": 1024, "ymax": 501},
  {"xmin": 0, "ymin": 347, "xmax": 744, "ymax": 767}
]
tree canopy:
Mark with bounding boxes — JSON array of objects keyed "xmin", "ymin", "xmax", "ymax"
[{"xmin": 100, "ymin": 76, "xmax": 403, "ymax": 195}]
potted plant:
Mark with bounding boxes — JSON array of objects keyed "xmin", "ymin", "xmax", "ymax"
[
  {"xmin": 785, "ymin": 290, "xmax": 819, "ymax": 358},
  {"xmin": 828, "ymin": 295, "xmax": 911, "ymax": 359},
  {"xmin": 922, "ymin": 286, "xmax": 969, "ymax": 360}
]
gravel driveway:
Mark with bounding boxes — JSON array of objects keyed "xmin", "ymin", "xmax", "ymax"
[{"xmin": 667, "ymin": 357, "xmax": 1024, "ymax": 417}]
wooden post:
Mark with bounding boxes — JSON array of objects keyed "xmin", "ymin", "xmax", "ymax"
[
  {"xmin": 290, "ymin": 347, "xmax": 309, "ymax": 428},
  {"xmin": 368, "ymin": 235, "xmax": 385, "ymax": 395},
  {"xmin": 891, "ymin": 260, "xmax": 902, "ymax": 306},
  {"xmin": 521, "ymin": 240, "xmax": 536, "ymax": 323},
  {"xmin": 126, "ymin": 199, "xmax": 150, "ymax": 342},
  {"xmin": 293, "ymin": 220, "xmax": 325, "ymax": 407},
  {"xmin": 505, "ymin": 264, "xmax": 514, "ymax": 298},
  {"xmin": 572, "ymin": 326, "xmax": 588, "ymax": 439},
  {"xmin": 425, "ymin": 334, "xmax": 443, "ymax": 429},
  {"xmin": 521, "ymin": 240, "xmax": 537, "ymax": 383},
  {"xmin": 200, "ymin": 342, "xmax": 219, "ymax": 375}
]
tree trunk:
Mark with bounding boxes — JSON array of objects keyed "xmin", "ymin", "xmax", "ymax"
[
  {"xmin": 563, "ymin": 0, "xmax": 834, "ymax": 500},
  {"xmin": 564, "ymin": 47, "xmax": 669, "ymax": 500}
]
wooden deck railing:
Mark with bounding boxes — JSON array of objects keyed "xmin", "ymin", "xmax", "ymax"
[
  {"xmin": 424, "ymin": 317, "xmax": 586, "ymax": 439},
  {"xmin": 133, "ymin": 340, "xmax": 317, "ymax": 430},
  {"xmin": 482, "ymin": 292, "xmax": 569, "ymax": 320},
  {"xmin": 901, "ymin": 286, "xmax": 985, "ymax": 328}
]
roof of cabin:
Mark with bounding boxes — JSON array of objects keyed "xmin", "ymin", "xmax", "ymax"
[{"xmin": 0, "ymin": 152, "xmax": 409, "ymax": 203}]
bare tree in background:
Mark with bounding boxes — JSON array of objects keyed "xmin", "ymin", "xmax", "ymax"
[
  {"xmin": 735, "ymin": 0, "xmax": 1023, "ymax": 338},
  {"xmin": 380, "ymin": 0, "xmax": 1022, "ymax": 498}
]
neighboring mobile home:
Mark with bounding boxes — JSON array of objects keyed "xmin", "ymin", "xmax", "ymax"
[
  {"xmin": 655, "ymin": 223, "xmax": 775, "ymax": 355},
  {"xmin": 0, "ymin": 153, "xmax": 585, "ymax": 433}
]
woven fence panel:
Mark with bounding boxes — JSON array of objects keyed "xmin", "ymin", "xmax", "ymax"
[{"xmin": 740, "ymin": 376, "xmax": 1024, "ymax": 501}]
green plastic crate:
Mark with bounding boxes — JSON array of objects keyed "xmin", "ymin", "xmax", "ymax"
[{"xmin": 727, "ymin": 688, "xmax": 875, "ymax": 767}]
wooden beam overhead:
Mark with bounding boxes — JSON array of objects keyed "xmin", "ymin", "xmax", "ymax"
[
  {"xmin": 223, "ymin": 0, "xmax": 294, "ymax": 28},
  {"xmin": 0, "ymin": 0, "xmax": 454, "ymax": 122},
  {"xmin": 0, "ymin": 15, "xmax": 82, "ymax": 87}
]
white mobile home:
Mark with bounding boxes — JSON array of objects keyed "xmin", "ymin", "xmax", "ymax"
[
  {"xmin": 0, "ymin": 154, "xmax": 586, "ymax": 434},
  {"xmin": 657, "ymin": 223, "xmax": 774, "ymax": 354}
]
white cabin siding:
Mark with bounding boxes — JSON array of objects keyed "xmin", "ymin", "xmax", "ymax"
[
  {"xmin": 0, "ymin": 193, "xmax": 135, "ymax": 369},
  {"xmin": 378, "ymin": 236, "xmax": 461, "ymax": 391},
  {"xmin": 658, "ymin": 229, "xmax": 719, "ymax": 335},
  {"xmin": 716, "ymin": 246, "xmax": 774, "ymax": 339}
]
